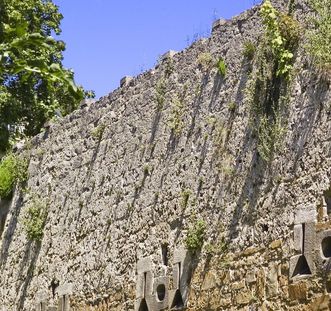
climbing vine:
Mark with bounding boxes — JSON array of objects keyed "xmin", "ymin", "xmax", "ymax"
[{"xmin": 245, "ymin": 0, "xmax": 300, "ymax": 162}]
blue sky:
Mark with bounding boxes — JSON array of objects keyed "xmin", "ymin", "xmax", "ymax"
[{"xmin": 53, "ymin": 0, "xmax": 260, "ymax": 98}]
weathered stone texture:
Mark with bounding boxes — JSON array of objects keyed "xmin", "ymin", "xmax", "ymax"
[{"xmin": 0, "ymin": 0, "xmax": 331, "ymax": 310}]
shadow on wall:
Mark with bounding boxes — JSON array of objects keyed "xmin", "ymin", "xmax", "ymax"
[
  {"xmin": 289, "ymin": 69, "xmax": 329, "ymax": 173},
  {"xmin": 0, "ymin": 198, "xmax": 11, "ymax": 239},
  {"xmin": 16, "ymin": 240, "xmax": 42, "ymax": 310},
  {"xmin": 0, "ymin": 194, "xmax": 42, "ymax": 310},
  {"xmin": 0, "ymin": 194, "xmax": 24, "ymax": 268}
]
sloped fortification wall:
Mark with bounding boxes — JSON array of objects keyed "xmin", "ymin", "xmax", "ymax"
[{"xmin": 1, "ymin": 0, "xmax": 331, "ymax": 310}]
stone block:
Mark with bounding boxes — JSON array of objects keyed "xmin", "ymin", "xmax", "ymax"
[
  {"xmin": 294, "ymin": 206, "xmax": 317, "ymax": 224},
  {"xmin": 160, "ymin": 50, "xmax": 177, "ymax": 62},
  {"xmin": 136, "ymin": 270, "xmax": 153, "ymax": 299},
  {"xmin": 56, "ymin": 283, "xmax": 73, "ymax": 296},
  {"xmin": 232, "ymin": 280, "xmax": 245, "ymax": 290},
  {"xmin": 289, "ymin": 282, "xmax": 307, "ymax": 301},
  {"xmin": 149, "ymin": 276, "xmax": 169, "ymax": 311},
  {"xmin": 35, "ymin": 291, "xmax": 48, "ymax": 311},
  {"xmin": 57, "ymin": 295, "xmax": 70, "ymax": 311},
  {"xmin": 219, "ymin": 293, "xmax": 231, "ymax": 307},
  {"xmin": 137, "ymin": 256, "xmax": 152, "ymax": 274},
  {"xmin": 279, "ymin": 275, "xmax": 288, "ymax": 287},
  {"xmin": 79, "ymin": 99, "xmax": 95, "ymax": 109},
  {"xmin": 316, "ymin": 229, "xmax": 331, "ymax": 262},
  {"xmin": 246, "ymin": 270, "xmax": 256, "ymax": 284},
  {"xmin": 35, "ymin": 301, "xmax": 48, "ymax": 311},
  {"xmin": 269, "ymin": 239, "xmax": 282, "ymax": 249},
  {"xmin": 201, "ymin": 270, "xmax": 217, "ymax": 290},
  {"xmin": 234, "ymin": 289, "xmax": 251, "ymax": 305},
  {"xmin": 293, "ymin": 224, "xmax": 303, "ymax": 253},
  {"xmin": 290, "ymin": 222, "xmax": 316, "ymax": 279},
  {"xmin": 212, "ymin": 18, "xmax": 227, "ymax": 31},
  {"xmin": 266, "ymin": 263, "xmax": 278, "ymax": 298},
  {"xmin": 217, "ymin": 270, "xmax": 231, "ymax": 285},
  {"xmin": 309, "ymin": 294, "xmax": 331, "ymax": 311},
  {"xmin": 120, "ymin": 76, "xmax": 133, "ymax": 87},
  {"xmin": 256, "ymin": 268, "xmax": 265, "ymax": 300},
  {"xmin": 242, "ymin": 246, "xmax": 259, "ymax": 257}
]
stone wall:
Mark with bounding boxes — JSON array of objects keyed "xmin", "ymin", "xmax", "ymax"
[{"xmin": 1, "ymin": 0, "xmax": 331, "ymax": 310}]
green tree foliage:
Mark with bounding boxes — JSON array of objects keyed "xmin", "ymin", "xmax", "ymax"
[
  {"xmin": 307, "ymin": 0, "xmax": 331, "ymax": 69},
  {"xmin": 0, "ymin": 0, "xmax": 85, "ymax": 151},
  {"xmin": 0, "ymin": 153, "xmax": 27, "ymax": 198}
]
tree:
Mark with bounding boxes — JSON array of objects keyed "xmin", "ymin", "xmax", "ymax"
[{"xmin": 0, "ymin": 0, "xmax": 86, "ymax": 152}]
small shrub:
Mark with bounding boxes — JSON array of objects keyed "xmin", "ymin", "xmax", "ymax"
[
  {"xmin": 307, "ymin": 0, "xmax": 331, "ymax": 69},
  {"xmin": 217, "ymin": 58, "xmax": 227, "ymax": 77},
  {"xmin": 168, "ymin": 96, "xmax": 185, "ymax": 135},
  {"xmin": 164, "ymin": 58, "xmax": 174, "ymax": 77},
  {"xmin": 185, "ymin": 219, "xmax": 206, "ymax": 252},
  {"xmin": 243, "ymin": 41, "xmax": 256, "ymax": 60},
  {"xmin": 143, "ymin": 164, "xmax": 151, "ymax": 176},
  {"xmin": 228, "ymin": 102, "xmax": 237, "ymax": 112},
  {"xmin": 155, "ymin": 79, "xmax": 166, "ymax": 109},
  {"xmin": 279, "ymin": 13, "xmax": 300, "ymax": 50},
  {"xmin": 205, "ymin": 238, "xmax": 228, "ymax": 255},
  {"xmin": 23, "ymin": 197, "xmax": 47, "ymax": 241},
  {"xmin": 0, "ymin": 154, "xmax": 28, "ymax": 199},
  {"xmin": 197, "ymin": 52, "xmax": 213, "ymax": 71},
  {"xmin": 257, "ymin": 113, "xmax": 286, "ymax": 162},
  {"xmin": 91, "ymin": 124, "xmax": 106, "ymax": 140}
]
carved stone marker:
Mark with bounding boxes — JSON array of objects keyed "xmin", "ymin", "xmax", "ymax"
[
  {"xmin": 290, "ymin": 223, "xmax": 315, "ymax": 278},
  {"xmin": 34, "ymin": 283, "xmax": 73, "ymax": 311},
  {"xmin": 290, "ymin": 222, "xmax": 331, "ymax": 279},
  {"xmin": 135, "ymin": 247, "xmax": 191, "ymax": 311},
  {"xmin": 56, "ymin": 283, "xmax": 73, "ymax": 311}
]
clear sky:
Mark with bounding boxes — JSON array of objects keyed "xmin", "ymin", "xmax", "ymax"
[{"xmin": 53, "ymin": 0, "xmax": 261, "ymax": 99}]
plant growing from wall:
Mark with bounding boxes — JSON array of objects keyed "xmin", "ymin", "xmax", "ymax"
[
  {"xmin": 228, "ymin": 102, "xmax": 237, "ymax": 113},
  {"xmin": 91, "ymin": 123, "xmax": 106, "ymax": 141},
  {"xmin": 23, "ymin": 196, "xmax": 48, "ymax": 241},
  {"xmin": 164, "ymin": 58, "xmax": 174, "ymax": 77},
  {"xmin": 260, "ymin": 0, "xmax": 299, "ymax": 77},
  {"xmin": 180, "ymin": 189, "xmax": 192, "ymax": 209},
  {"xmin": 0, "ymin": 153, "xmax": 28, "ymax": 199},
  {"xmin": 243, "ymin": 41, "xmax": 256, "ymax": 60},
  {"xmin": 217, "ymin": 57, "xmax": 227, "ymax": 77},
  {"xmin": 155, "ymin": 78, "xmax": 166, "ymax": 110},
  {"xmin": 185, "ymin": 219, "xmax": 206, "ymax": 253},
  {"xmin": 307, "ymin": 0, "xmax": 331, "ymax": 69},
  {"xmin": 257, "ymin": 113, "xmax": 286, "ymax": 162},
  {"xmin": 197, "ymin": 52, "xmax": 213, "ymax": 71},
  {"xmin": 168, "ymin": 95, "xmax": 185, "ymax": 136},
  {"xmin": 244, "ymin": 1, "xmax": 299, "ymax": 162}
]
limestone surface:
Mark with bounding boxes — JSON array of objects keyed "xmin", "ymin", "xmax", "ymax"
[{"xmin": 0, "ymin": 0, "xmax": 331, "ymax": 310}]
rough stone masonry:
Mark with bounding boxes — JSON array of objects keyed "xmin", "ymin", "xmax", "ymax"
[{"xmin": 0, "ymin": 0, "xmax": 331, "ymax": 310}]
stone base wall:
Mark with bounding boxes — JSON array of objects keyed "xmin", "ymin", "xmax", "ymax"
[{"xmin": 1, "ymin": 0, "xmax": 331, "ymax": 310}]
